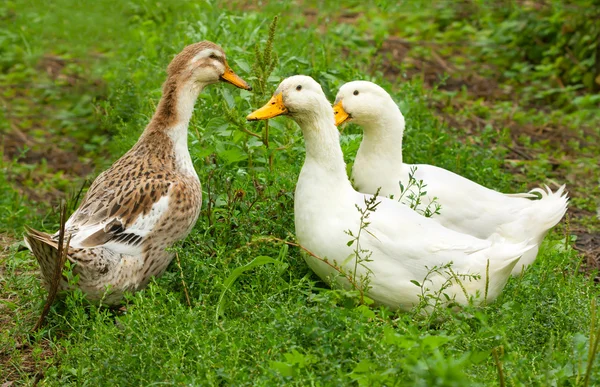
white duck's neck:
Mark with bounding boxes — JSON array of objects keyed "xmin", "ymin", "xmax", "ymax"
[
  {"xmin": 357, "ymin": 103, "xmax": 405, "ymax": 164},
  {"xmin": 296, "ymin": 99, "xmax": 353, "ymax": 193}
]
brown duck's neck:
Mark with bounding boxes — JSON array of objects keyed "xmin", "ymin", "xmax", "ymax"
[
  {"xmin": 133, "ymin": 77, "xmax": 204, "ymax": 177},
  {"xmin": 147, "ymin": 77, "xmax": 204, "ymax": 132}
]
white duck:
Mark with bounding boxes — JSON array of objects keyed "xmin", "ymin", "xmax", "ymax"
[
  {"xmin": 333, "ymin": 81, "xmax": 568, "ymax": 276},
  {"xmin": 247, "ymin": 75, "xmax": 530, "ymax": 311}
]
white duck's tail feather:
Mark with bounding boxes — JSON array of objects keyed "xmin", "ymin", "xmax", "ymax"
[
  {"xmin": 504, "ymin": 192, "xmax": 539, "ymax": 199},
  {"xmin": 502, "ymin": 184, "xmax": 569, "ymax": 243},
  {"xmin": 527, "ymin": 184, "xmax": 569, "ymax": 230},
  {"xmin": 506, "ymin": 184, "xmax": 568, "ymax": 275},
  {"xmin": 521, "ymin": 184, "xmax": 568, "ymax": 245}
]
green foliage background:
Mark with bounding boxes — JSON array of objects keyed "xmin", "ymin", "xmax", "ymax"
[{"xmin": 1, "ymin": 0, "xmax": 599, "ymax": 385}]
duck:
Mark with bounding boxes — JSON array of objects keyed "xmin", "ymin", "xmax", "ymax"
[
  {"xmin": 247, "ymin": 75, "xmax": 530, "ymax": 311},
  {"xmin": 24, "ymin": 41, "xmax": 252, "ymax": 305},
  {"xmin": 333, "ymin": 81, "xmax": 568, "ymax": 276}
]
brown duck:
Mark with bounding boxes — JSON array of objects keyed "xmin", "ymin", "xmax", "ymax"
[{"xmin": 24, "ymin": 41, "xmax": 251, "ymax": 305}]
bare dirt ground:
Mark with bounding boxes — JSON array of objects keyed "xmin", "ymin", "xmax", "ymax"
[{"xmin": 1, "ymin": 55, "xmax": 105, "ymax": 203}]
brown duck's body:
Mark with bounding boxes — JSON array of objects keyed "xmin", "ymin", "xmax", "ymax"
[{"xmin": 24, "ymin": 41, "xmax": 251, "ymax": 305}]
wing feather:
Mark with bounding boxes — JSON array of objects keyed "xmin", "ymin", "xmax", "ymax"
[{"xmin": 63, "ymin": 169, "xmax": 176, "ymax": 255}]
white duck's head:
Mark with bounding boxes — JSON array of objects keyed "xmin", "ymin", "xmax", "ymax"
[
  {"xmin": 332, "ymin": 81, "xmax": 401, "ymax": 127},
  {"xmin": 246, "ymin": 75, "xmax": 332, "ymax": 124},
  {"xmin": 166, "ymin": 41, "xmax": 251, "ymax": 90}
]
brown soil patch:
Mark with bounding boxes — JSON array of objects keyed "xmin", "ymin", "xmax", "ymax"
[
  {"xmin": 574, "ymin": 231, "xmax": 600, "ymax": 281},
  {"xmin": 301, "ymin": 8, "xmax": 360, "ymax": 33},
  {"xmin": 375, "ymin": 37, "xmax": 500, "ymax": 100},
  {"xmin": 2, "ymin": 126, "xmax": 93, "ymax": 203},
  {"xmin": 1, "ymin": 54, "xmax": 106, "ymax": 204},
  {"xmin": 3, "ymin": 127, "xmax": 94, "ymax": 175},
  {"xmin": 0, "ymin": 331, "xmax": 52, "ymax": 386},
  {"xmin": 374, "ymin": 36, "xmax": 598, "ymax": 162},
  {"xmin": 37, "ymin": 55, "xmax": 88, "ymax": 86}
]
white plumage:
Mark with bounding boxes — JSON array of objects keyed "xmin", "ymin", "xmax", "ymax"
[
  {"xmin": 334, "ymin": 81, "xmax": 568, "ymax": 275},
  {"xmin": 248, "ymin": 75, "xmax": 530, "ymax": 311}
]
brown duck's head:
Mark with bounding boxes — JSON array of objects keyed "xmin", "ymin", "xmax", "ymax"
[{"xmin": 166, "ymin": 41, "xmax": 251, "ymax": 90}]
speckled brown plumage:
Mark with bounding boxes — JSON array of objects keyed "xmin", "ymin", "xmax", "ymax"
[{"xmin": 24, "ymin": 41, "xmax": 251, "ymax": 305}]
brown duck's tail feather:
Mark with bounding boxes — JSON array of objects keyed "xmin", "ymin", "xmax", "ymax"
[{"xmin": 23, "ymin": 226, "xmax": 63, "ymax": 287}]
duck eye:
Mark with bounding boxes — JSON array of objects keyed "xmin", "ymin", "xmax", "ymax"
[
  {"xmin": 209, "ymin": 53, "xmax": 218, "ymax": 59},
  {"xmin": 353, "ymin": 90, "xmax": 359, "ymax": 96},
  {"xmin": 296, "ymin": 85, "xmax": 302, "ymax": 91}
]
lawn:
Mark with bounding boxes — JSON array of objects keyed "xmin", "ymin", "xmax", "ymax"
[{"xmin": 1, "ymin": 0, "xmax": 599, "ymax": 385}]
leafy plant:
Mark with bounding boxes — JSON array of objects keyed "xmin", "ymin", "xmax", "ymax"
[
  {"xmin": 410, "ymin": 262, "xmax": 482, "ymax": 323},
  {"xmin": 395, "ymin": 166, "xmax": 442, "ymax": 218},
  {"xmin": 343, "ymin": 190, "xmax": 380, "ymax": 302},
  {"xmin": 224, "ymin": 15, "xmax": 282, "ymax": 171}
]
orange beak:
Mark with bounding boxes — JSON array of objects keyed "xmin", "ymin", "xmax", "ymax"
[
  {"xmin": 247, "ymin": 93, "xmax": 288, "ymax": 121},
  {"xmin": 220, "ymin": 61, "xmax": 252, "ymax": 90},
  {"xmin": 333, "ymin": 100, "xmax": 351, "ymax": 126}
]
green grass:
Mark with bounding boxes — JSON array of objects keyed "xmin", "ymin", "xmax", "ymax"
[{"xmin": 1, "ymin": 0, "xmax": 599, "ymax": 385}]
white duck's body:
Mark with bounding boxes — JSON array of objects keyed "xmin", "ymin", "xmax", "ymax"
[
  {"xmin": 335, "ymin": 81, "xmax": 568, "ymax": 276},
  {"xmin": 248, "ymin": 76, "xmax": 530, "ymax": 311}
]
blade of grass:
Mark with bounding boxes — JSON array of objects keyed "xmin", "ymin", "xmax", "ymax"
[
  {"xmin": 583, "ymin": 298, "xmax": 600, "ymax": 387},
  {"xmin": 215, "ymin": 256, "xmax": 288, "ymax": 322},
  {"xmin": 32, "ymin": 201, "xmax": 70, "ymax": 332}
]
